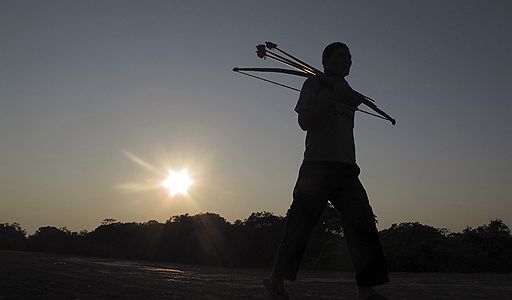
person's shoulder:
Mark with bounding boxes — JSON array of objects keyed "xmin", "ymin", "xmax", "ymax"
[
  {"xmin": 303, "ymin": 74, "xmax": 322, "ymax": 85},
  {"xmin": 301, "ymin": 75, "xmax": 322, "ymax": 92}
]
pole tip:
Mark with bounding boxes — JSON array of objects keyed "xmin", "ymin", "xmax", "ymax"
[{"xmin": 265, "ymin": 41, "xmax": 277, "ymax": 49}]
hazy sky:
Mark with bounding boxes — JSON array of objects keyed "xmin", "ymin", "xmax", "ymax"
[{"xmin": 1, "ymin": 1, "xmax": 511, "ymax": 234}]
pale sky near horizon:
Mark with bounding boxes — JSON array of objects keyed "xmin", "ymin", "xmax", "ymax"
[{"xmin": 1, "ymin": 1, "xmax": 511, "ymax": 235}]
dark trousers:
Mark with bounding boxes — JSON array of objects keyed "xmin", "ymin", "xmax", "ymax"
[{"xmin": 272, "ymin": 161, "xmax": 389, "ymax": 287}]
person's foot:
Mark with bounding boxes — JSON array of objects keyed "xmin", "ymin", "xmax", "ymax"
[
  {"xmin": 357, "ymin": 287, "xmax": 390, "ymax": 300},
  {"xmin": 263, "ymin": 276, "xmax": 289, "ymax": 300}
]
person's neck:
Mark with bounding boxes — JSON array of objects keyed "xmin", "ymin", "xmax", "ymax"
[{"xmin": 324, "ymin": 69, "xmax": 345, "ymax": 81}]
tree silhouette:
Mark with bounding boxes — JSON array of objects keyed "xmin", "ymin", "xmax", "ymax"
[
  {"xmin": 0, "ymin": 223, "xmax": 26, "ymax": 250},
  {"xmin": 451, "ymin": 219, "xmax": 512, "ymax": 272},
  {"xmin": 27, "ymin": 226, "xmax": 75, "ymax": 254},
  {"xmin": 3, "ymin": 215, "xmax": 511, "ymax": 272},
  {"xmin": 379, "ymin": 222, "xmax": 451, "ymax": 272}
]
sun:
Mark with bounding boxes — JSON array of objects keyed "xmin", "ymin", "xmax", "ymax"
[{"xmin": 161, "ymin": 169, "xmax": 193, "ymax": 197}]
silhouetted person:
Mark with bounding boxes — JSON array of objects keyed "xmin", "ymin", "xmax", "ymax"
[{"xmin": 263, "ymin": 42, "xmax": 390, "ymax": 300}]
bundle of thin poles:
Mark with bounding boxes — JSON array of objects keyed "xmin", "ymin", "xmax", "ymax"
[{"xmin": 233, "ymin": 42, "xmax": 396, "ymax": 125}]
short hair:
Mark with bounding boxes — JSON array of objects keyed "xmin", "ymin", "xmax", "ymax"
[{"xmin": 322, "ymin": 42, "xmax": 350, "ymax": 68}]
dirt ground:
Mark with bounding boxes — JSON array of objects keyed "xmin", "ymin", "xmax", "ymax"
[{"xmin": 0, "ymin": 250, "xmax": 511, "ymax": 299}]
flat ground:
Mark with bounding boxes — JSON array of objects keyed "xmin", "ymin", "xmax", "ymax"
[{"xmin": 0, "ymin": 250, "xmax": 511, "ymax": 299}]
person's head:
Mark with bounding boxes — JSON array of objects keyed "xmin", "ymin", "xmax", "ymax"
[{"xmin": 322, "ymin": 42, "xmax": 351, "ymax": 77}]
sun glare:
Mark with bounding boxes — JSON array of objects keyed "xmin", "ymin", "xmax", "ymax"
[{"xmin": 161, "ymin": 169, "xmax": 193, "ymax": 197}]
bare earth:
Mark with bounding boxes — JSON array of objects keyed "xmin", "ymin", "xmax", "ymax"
[{"xmin": 0, "ymin": 250, "xmax": 511, "ymax": 299}]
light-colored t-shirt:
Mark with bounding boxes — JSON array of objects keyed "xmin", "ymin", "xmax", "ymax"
[{"xmin": 294, "ymin": 76, "xmax": 357, "ymax": 164}]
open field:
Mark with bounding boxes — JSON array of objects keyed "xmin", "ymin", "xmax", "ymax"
[{"xmin": 1, "ymin": 250, "xmax": 511, "ymax": 299}]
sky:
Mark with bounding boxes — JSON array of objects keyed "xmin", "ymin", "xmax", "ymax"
[{"xmin": 1, "ymin": 1, "xmax": 511, "ymax": 235}]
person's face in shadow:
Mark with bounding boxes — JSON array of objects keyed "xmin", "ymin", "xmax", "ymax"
[{"xmin": 324, "ymin": 48, "xmax": 352, "ymax": 78}]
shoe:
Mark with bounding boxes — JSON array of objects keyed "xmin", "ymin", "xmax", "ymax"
[{"xmin": 263, "ymin": 278, "xmax": 289, "ymax": 300}]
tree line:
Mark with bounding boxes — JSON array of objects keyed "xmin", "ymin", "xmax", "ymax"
[{"xmin": 1, "ymin": 204, "xmax": 511, "ymax": 272}]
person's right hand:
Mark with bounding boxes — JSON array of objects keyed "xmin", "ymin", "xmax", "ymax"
[{"xmin": 342, "ymin": 89, "xmax": 363, "ymax": 108}]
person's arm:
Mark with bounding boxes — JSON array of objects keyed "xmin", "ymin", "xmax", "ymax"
[
  {"xmin": 295, "ymin": 77, "xmax": 335, "ymax": 131},
  {"xmin": 342, "ymin": 89, "xmax": 364, "ymax": 108},
  {"xmin": 298, "ymin": 100, "xmax": 335, "ymax": 131}
]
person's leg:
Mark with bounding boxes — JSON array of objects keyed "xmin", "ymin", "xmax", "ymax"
[
  {"xmin": 329, "ymin": 164, "xmax": 389, "ymax": 289},
  {"xmin": 271, "ymin": 161, "xmax": 330, "ymax": 282}
]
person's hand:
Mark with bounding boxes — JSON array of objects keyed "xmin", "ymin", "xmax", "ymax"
[{"xmin": 343, "ymin": 89, "xmax": 363, "ymax": 108}]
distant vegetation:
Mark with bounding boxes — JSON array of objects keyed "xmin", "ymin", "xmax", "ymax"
[{"xmin": 1, "ymin": 205, "xmax": 511, "ymax": 272}]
